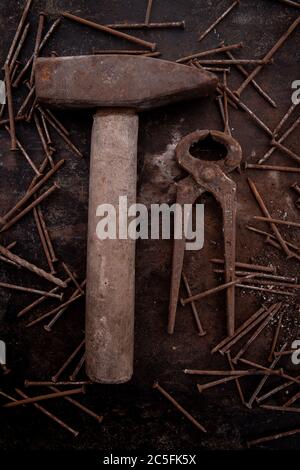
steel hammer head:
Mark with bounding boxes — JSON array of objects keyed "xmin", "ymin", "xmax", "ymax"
[{"xmin": 35, "ymin": 55, "xmax": 218, "ymax": 110}]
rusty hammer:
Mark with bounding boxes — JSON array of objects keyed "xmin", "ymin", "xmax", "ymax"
[{"xmin": 35, "ymin": 55, "xmax": 218, "ymax": 384}]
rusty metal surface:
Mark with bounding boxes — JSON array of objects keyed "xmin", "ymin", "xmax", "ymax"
[
  {"xmin": 35, "ymin": 55, "xmax": 218, "ymax": 110},
  {"xmin": 0, "ymin": 0, "xmax": 300, "ymax": 452}
]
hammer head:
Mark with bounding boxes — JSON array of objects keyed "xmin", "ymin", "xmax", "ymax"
[{"xmin": 35, "ymin": 55, "xmax": 218, "ymax": 111}]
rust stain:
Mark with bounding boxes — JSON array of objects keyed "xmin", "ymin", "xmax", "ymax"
[{"xmin": 40, "ymin": 65, "xmax": 51, "ymax": 81}]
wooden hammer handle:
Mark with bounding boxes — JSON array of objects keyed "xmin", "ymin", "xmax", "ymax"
[{"xmin": 85, "ymin": 109, "xmax": 138, "ymax": 383}]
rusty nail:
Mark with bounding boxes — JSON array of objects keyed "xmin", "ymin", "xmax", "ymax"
[
  {"xmin": 216, "ymin": 95, "xmax": 226, "ymax": 126},
  {"xmin": 38, "ymin": 106, "xmax": 82, "ymax": 157},
  {"xmin": 181, "ymin": 273, "xmax": 256, "ymax": 306},
  {"xmin": 0, "ymin": 390, "xmax": 16, "ymax": 401},
  {"xmin": 26, "ymin": 293, "xmax": 83, "ymax": 328},
  {"xmin": 25, "ymin": 380, "xmax": 91, "ymax": 387},
  {"xmin": 182, "ymin": 272, "xmax": 206, "ymax": 336},
  {"xmin": 268, "ymin": 312, "xmax": 284, "ymax": 363},
  {"xmin": 237, "ymin": 358, "xmax": 282, "ymax": 375},
  {"xmin": 225, "ymin": 274, "xmax": 298, "ymax": 288},
  {"xmin": 219, "ymin": 83, "xmax": 273, "ymax": 136},
  {"xmin": 69, "ymin": 353, "xmax": 85, "ymax": 382},
  {"xmin": 265, "ymin": 236, "xmax": 300, "ymax": 260},
  {"xmin": 197, "ymin": 375, "xmax": 245, "ymax": 393},
  {"xmin": 12, "ymin": 62, "xmax": 24, "ymax": 83},
  {"xmin": 235, "ymin": 15, "xmax": 300, "ymax": 96},
  {"xmin": 1, "ymin": 183, "xmax": 58, "ymax": 233},
  {"xmin": 3, "ymin": 387, "xmax": 85, "ymax": 408},
  {"xmin": 256, "ymin": 374, "xmax": 300, "ymax": 403},
  {"xmin": 2, "ymin": 159, "xmax": 64, "ymax": 222},
  {"xmin": 278, "ymin": 0, "xmax": 300, "ymax": 7},
  {"xmin": 17, "ymin": 85, "xmax": 35, "ymax": 117},
  {"xmin": 206, "ymin": 67, "xmax": 231, "ymax": 73},
  {"xmin": 33, "ymin": 206, "xmax": 55, "ymax": 273},
  {"xmin": 92, "ymin": 49, "xmax": 151, "ymax": 55},
  {"xmin": 245, "ymin": 162, "xmax": 300, "ymax": 173},
  {"xmin": 44, "ymin": 108, "xmax": 70, "ymax": 136},
  {"xmin": 62, "ymin": 11, "xmax": 157, "ymax": 51},
  {"xmin": 0, "ymin": 102, "xmax": 5, "ymax": 119},
  {"xmin": 5, "ymin": 0, "xmax": 33, "ymax": 66},
  {"xmin": 184, "ymin": 369, "xmax": 278, "ymax": 377},
  {"xmin": 214, "ymin": 269, "xmax": 296, "ymax": 283},
  {"xmin": 283, "ymin": 390, "xmax": 300, "ymax": 407},
  {"xmin": 210, "ymin": 258, "xmax": 276, "ymax": 274},
  {"xmin": 236, "ymin": 283, "xmax": 295, "ymax": 297},
  {"xmin": 246, "ymin": 343, "xmax": 287, "ymax": 409},
  {"xmin": 247, "ymin": 427, "xmax": 300, "ymax": 448},
  {"xmin": 9, "ymin": 22, "xmax": 30, "ymax": 74},
  {"xmin": 33, "ymin": 112, "xmax": 55, "ymax": 168},
  {"xmin": 273, "ymin": 102, "xmax": 297, "ymax": 136},
  {"xmin": 237, "ymin": 360, "xmax": 283, "ymax": 383},
  {"xmin": 226, "ymin": 351, "xmax": 245, "ymax": 404},
  {"xmin": 0, "ymin": 281, "xmax": 63, "ymax": 299},
  {"xmin": 36, "ymin": 205, "xmax": 58, "ymax": 263},
  {"xmin": 142, "ymin": 51, "xmax": 161, "ymax": 57},
  {"xmin": 44, "ymin": 280, "xmax": 86, "ymax": 331},
  {"xmin": 62, "ymin": 263, "xmax": 84, "ymax": 294},
  {"xmin": 38, "ymin": 18, "xmax": 62, "ymax": 51},
  {"xmin": 176, "ymin": 42, "xmax": 243, "ymax": 63},
  {"xmin": 153, "ymin": 381, "xmax": 207, "ymax": 433},
  {"xmin": 49, "ymin": 386, "xmax": 103, "ymax": 423},
  {"xmin": 232, "ymin": 303, "xmax": 281, "ymax": 363},
  {"xmin": 220, "ymin": 304, "xmax": 277, "ymax": 354},
  {"xmin": 198, "ymin": 0, "xmax": 240, "ymax": 43},
  {"xmin": 223, "ymin": 70, "xmax": 230, "ymax": 135},
  {"xmin": 4, "ymin": 64, "xmax": 17, "ymax": 151},
  {"xmin": 259, "ymin": 115, "xmax": 300, "ymax": 164},
  {"xmin": 51, "ymin": 340, "xmax": 85, "ymax": 383},
  {"xmin": 291, "ymin": 182, "xmax": 300, "ymax": 195},
  {"xmin": 279, "ymin": 0, "xmax": 300, "ymax": 8},
  {"xmin": 12, "ymin": 18, "xmax": 62, "ymax": 88},
  {"xmin": 248, "ymin": 178, "xmax": 292, "ymax": 257},
  {"xmin": 106, "ymin": 21, "xmax": 185, "ymax": 29},
  {"xmin": 37, "ymin": 206, "xmax": 58, "ymax": 263},
  {"xmin": 5, "ymin": 125, "xmax": 41, "ymax": 176},
  {"xmin": 17, "ymin": 279, "xmax": 71, "ymax": 318},
  {"xmin": 0, "ymin": 244, "xmax": 19, "ymax": 268},
  {"xmin": 26, "ymin": 96, "xmax": 38, "ymax": 122},
  {"xmin": 14, "ymin": 388, "xmax": 79, "ymax": 437},
  {"xmin": 29, "ymin": 12, "xmax": 46, "ymax": 87},
  {"xmin": 198, "ymin": 58, "xmax": 273, "ymax": 65},
  {"xmin": 216, "ymin": 86, "xmax": 238, "ymax": 110},
  {"xmin": 145, "ymin": 0, "xmax": 153, "ymax": 24},
  {"xmin": 253, "ymin": 215, "xmax": 300, "ymax": 229},
  {"xmin": 271, "ymin": 139, "xmax": 300, "ymax": 165},
  {"xmin": 0, "ymin": 244, "xmax": 66, "ymax": 288},
  {"xmin": 6, "ymin": 241, "xmax": 17, "ymax": 250},
  {"xmin": 261, "ymin": 404, "xmax": 300, "ymax": 413},
  {"xmin": 211, "ymin": 305, "xmax": 267, "ymax": 354},
  {"xmin": 0, "ymin": 115, "xmax": 26, "ymax": 127},
  {"xmin": 244, "ymin": 225, "xmax": 297, "ymax": 252},
  {"xmin": 225, "ymin": 49, "xmax": 276, "ymax": 108},
  {"xmin": 12, "ymin": 56, "xmax": 32, "ymax": 88},
  {"xmin": 40, "ymin": 110, "xmax": 53, "ymax": 145},
  {"xmin": 274, "ymin": 349, "xmax": 295, "ymax": 357}
]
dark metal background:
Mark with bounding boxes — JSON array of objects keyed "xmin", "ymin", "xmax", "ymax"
[{"xmin": 0, "ymin": 0, "xmax": 300, "ymax": 451}]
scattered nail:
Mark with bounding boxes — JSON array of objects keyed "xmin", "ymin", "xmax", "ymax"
[{"xmin": 153, "ymin": 381, "xmax": 207, "ymax": 433}]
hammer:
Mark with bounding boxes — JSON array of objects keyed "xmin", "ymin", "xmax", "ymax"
[{"xmin": 35, "ymin": 55, "xmax": 218, "ymax": 384}]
